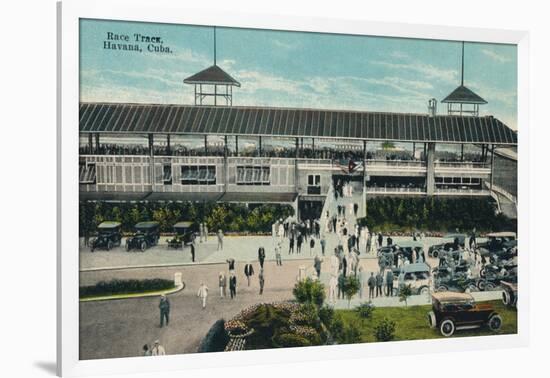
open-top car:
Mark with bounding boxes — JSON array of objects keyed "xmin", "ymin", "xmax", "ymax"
[
  {"xmin": 427, "ymin": 292, "xmax": 502, "ymax": 337},
  {"xmin": 167, "ymin": 221, "xmax": 198, "ymax": 249},
  {"xmin": 428, "ymin": 233, "xmax": 465, "ymax": 258},
  {"xmin": 395, "ymin": 240, "xmax": 425, "ymax": 264},
  {"xmin": 477, "ymin": 232, "xmax": 517, "ymax": 256},
  {"xmin": 125, "ymin": 221, "xmax": 160, "ymax": 252},
  {"xmin": 90, "ymin": 221, "xmax": 122, "ymax": 252}
]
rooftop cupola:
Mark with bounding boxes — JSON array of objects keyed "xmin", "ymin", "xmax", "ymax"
[
  {"xmin": 183, "ymin": 26, "xmax": 240, "ymax": 106},
  {"xmin": 442, "ymin": 42, "xmax": 487, "ymax": 116}
]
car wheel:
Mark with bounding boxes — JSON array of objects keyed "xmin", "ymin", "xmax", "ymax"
[
  {"xmin": 488, "ymin": 314, "xmax": 502, "ymax": 331},
  {"xmin": 477, "ymin": 280, "xmax": 487, "ymax": 291},
  {"xmin": 141, "ymin": 241, "xmax": 147, "ymax": 252},
  {"xmin": 480, "ymin": 268, "xmax": 486, "ymax": 278},
  {"xmin": 432, "ymin": 250, "xmax": 439, "ymax": 258},
  {"xmin": 420, "ymin": 286, "xmax": 430, "ymax": 296},
  {"xmin": 440, "ymin": 319, "xmax": 455, "ymax": 337},
  {"xmin": 486, "ymin": 282, "xmax": 497, "ymax": 291},
  {"xmin": 466, "ymin": 283, "xmax": 478, "ymax": 293},
  {"xmin": 436, "ymin": 285, "xmax": 448, "ymax": 292},
  {"xmin": 502, "ymin": 289, "xmax": 511, "ymax": 305}
]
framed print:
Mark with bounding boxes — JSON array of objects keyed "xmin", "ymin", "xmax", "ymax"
[{"xmin": 57, "ymin": 0, "xmax": 529, "ymax": 376}]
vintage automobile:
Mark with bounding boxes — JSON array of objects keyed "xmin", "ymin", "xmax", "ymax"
[
  {"xmin": 396, "ymin": 240, "xmax": 425, "ymax": 264},
  {"xmin": 166, "ymin": 221, "xmax": 198, "ymax": 249},
  {"xmin": 378, "ymin": 245, "xmax": 396, "ymax": 269},
  {"xmin": 477, "ymin": 232, "xmax": 517, "ymax": 256},
  {"xmin": 427, "ymin": 292, "xmax": 502, "ymax": 337},
  {"xmin": 125, "ymin": 221, "xmax": 160, "ymax": 252},
  {"xmin": 433, "ymin": 270, "xmax": 478, "ymax": 293},
  {"xmin": 90, "ymin": 221, "xmax": 122, "ymax": 252},
  {"xmin": 391, "ymin": 262, "xmax": 432, "ymax": 296},
  {"xmin": 428, "ymin": 233, "xmax": 466, "ymax": 258},
  {"xmin": 501, "ymin": 281, "xmax": 518, "ymax": 307}
]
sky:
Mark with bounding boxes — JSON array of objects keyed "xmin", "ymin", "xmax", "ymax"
[{"xmin": 80, "ymin": 18, "xmax": 518, "ymax": 129}]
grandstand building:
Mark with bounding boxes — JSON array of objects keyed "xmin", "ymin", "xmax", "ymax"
[{"xmin": 79, "ymin": 44, "xmax": 518, "ymax": 220}]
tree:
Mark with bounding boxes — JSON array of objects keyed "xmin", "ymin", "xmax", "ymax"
[
  {"xmin": 399, "ymin": 284, "xmax": 413, "ymax": 306},
  {"xmin": 342, "ymin": 275, "xmax": 361, "ymax": 308},
  {"xmin": 293, "ymin": 278, "xmax": 326, "ymax": 307},
  {"xmin": 373, "ymin": 317, "xmax": 396, "ymax": 342}
]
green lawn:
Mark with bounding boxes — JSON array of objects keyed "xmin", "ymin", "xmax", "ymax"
[{"xmin": 336, "ymin": 300, "xmax": 517, "ymax": 342}]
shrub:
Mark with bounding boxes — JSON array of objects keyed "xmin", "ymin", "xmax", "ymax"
[
  {"xmin": 318, "ymin": 305, "xmax": 335, "ymax": 326},
  {"xmin": 373, "ymin": 318, "xmax": 396, "ymax": 342},
  {"xmin": 80, "ymin": 201, "xmax": 294, "ymax": 235},
  {"xmin": 329, "ymin": 313, "xmax": 345, "ymax": 342},
  {"xmin": 293, "ymin": 278, "xmax": 326, "ymax": 307},
  {"xmin": 355, "ymin": 302, "xmax": 375, "ymax": 320},
  {"xmin": 337, "ymin": 323, "xmax": 363, "ymax": 345},
  {"xmin": 359, "ymin": 197, "xmax": 516, "ymax": 233},
  {"xmin": 79, "ymin": 278, "xmax": 174, "ymax": 298},
  {"xmin": 246, "ymin": 304, "xmax": 291, "ymax": 349},
  {"xmin": 273, "ymin": 333, "xmax": 312, "ymax": 348},
  {"xmin": 198, "ymin": 319, "xmax": 229, "ymax": 353}
]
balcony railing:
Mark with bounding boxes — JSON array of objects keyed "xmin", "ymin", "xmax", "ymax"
[{"xmin": 366, "ymin": 187, "xmax": 426, "ymax": 194}]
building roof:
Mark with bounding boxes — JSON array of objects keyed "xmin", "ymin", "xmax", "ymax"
[
  {"xmin": 442, "ymin": 85, "xmax": 487, "ymax": 105},
  {"xmin": 80, "ymin": 102, "xmax": 517, "ymax": 145},
  {"xmin": 183, "ymin": 65, "xmax": 241, "ymax": 87}
]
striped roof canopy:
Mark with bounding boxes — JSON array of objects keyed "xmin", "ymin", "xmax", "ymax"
[{"xmin": 79, "ymin": 102, "xmax": 517, "ymax": 145}]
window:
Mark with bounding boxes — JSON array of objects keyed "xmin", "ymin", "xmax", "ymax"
[
  {"xmin": 163, "ymin": 164, "xmax": 172, "ymax": 185},
  {"xmin": 307, "ymin": 174, "xmax": 321, "ymax": 194},
  {"xmin": 181, "ymin": 165, "xmax": 216, "ymax": 185},
  {"xmin": 79, "ymin": 162, "xmax": 96, "ymax": 184},
  {"xmin": 236, "ymin": 166, "xmax": 270, "ymax": 185}
]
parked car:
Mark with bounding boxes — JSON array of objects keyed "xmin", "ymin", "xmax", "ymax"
[
  {"xmin": 125, "ymin": 221, "xmax": 160, "ymax": 252},
  {"xmin": 428, "ymin": 233, "xmax": 465, "ymax": 258},
  {"xmin": 167, "ymin": 221, "xmax": 198, "ymax": 249},
  {"xmin": 378, "ymin": 245, "xmax": 396, "ymax": 269},
  {"xmin": 395, "ymin": 240, "xmax": 425, "ymax": 264},
  {"xmin": 427, "ymin": 292, "xmax": 502, "ymax": 337},
  {"xmin": 434, "ymin": 272, "xmax": 478, "ymax": 293},
  {"xmin": 391, "ymin": 262, "xmax": 432, "ymax": 296},
  {"xmin": 501, "ymin": 281, "xmax": 518, "ymax": 307},
  {"xmin": 90, "ymin": 221, "xmax": 122, "ymax": 252},
  {"xmin": 477, "ymin": 232, "xmax": 517, "ymax": 256}
]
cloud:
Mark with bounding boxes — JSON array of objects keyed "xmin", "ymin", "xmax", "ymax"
[
  {"xmin": 481, "ymin": 49, "xmax": 511, "ymax": 63},
  {"xmin": 371, "ymin": 59, "xmax": 457, "ymax": 84},
  {"xmin": 272, "ymin": 39, "xmax": 299, "ymax": 50}
]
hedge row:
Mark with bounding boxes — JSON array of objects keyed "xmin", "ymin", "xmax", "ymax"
[
  {"xmin": 79, "ymin": 278, "xmax": 175, "ymax": 299},
  {"xmin": 360, "ymin": 197, "xmax": 516, "ymax": 233},
  {"xmin": 80, "ymin": 201, "xmax": 294, "ymax": 236}
]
